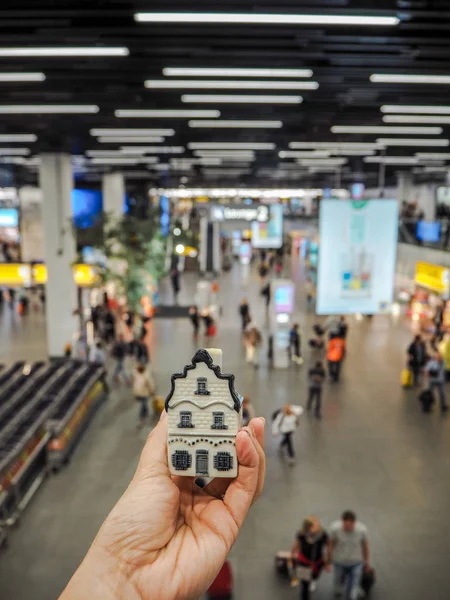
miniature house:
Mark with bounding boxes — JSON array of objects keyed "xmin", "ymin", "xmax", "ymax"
[{"xmin": 166, "ymin": 348, "xmax": 242, "ymax": 478}]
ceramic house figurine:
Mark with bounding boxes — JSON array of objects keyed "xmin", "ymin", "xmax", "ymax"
[{"xmin": 165, "ymin": 348, "xmax": 242, "ymax": 478}]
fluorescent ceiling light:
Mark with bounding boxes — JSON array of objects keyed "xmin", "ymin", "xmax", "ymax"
[
  {"xmin": 182, "ymin": 94, "xmax": 302, "ymax": 104},
  {"xmin": 0, "ymin": 47, "xmax": 129, "ymax": 57},
  {"xmin": 193, "ymin": 150, "xmax": 255, "ymax": 158},
  {"xmin": 171, "ymin": 158, "xmax": 222, "ymax": 166},
  {"xmin": 331, "ymin": 125, "xmax": 442, "ymax": 135},
  {"xmin": 0, "ymin": 148, "xmax": 30, "ymax": 155},
  {"xmin": 279, "ymin": 150, "xmax": 331, "ymax": 158},
  {"xmin": 98, "ymin": 136, "xmax": 165, "ymax": 143},
  {"xmin": 189, "ymin": 120, "xmax": 282, "ymax": 128},
  {"xmin": 146, "ymin": 79, "xmax": 316, "ymax": 90},
  {"xmin": 364, "ymin": 156, "xmax": 418, "ymax": 165},
  {"xmin": 87, "ymin": 150, "xmax": 145, "ymax": 157},
  {"xmin": 135, "ymin": 13, "xmax": 399, "ymax": 26},
  {"xmin": 297, "ymin": 158, "xmax": 347, "ymax": 166},
  {"xmin": 0, "ymin": 134, "xmax": 37, "ymax": 142},
  {"xmin": 371, "ymin": 74, "xmax": 450, "ymax": 84},
  {"xmin": 332, "ymin": 149, "xmax": 375, "ymax": 156},
  {"xmin": 383, "ymin": 115, "xmax": 450, "ymax": 124},
  {"xmin": 415, "ymin": 153, "xmax": 450, "ymax": 159},
  {"xmin": 0, "ymin": 105, "xmax": 99, "ymax": 114},
  {"xmin": 90, "ymin": 158, "xmax": 140, "ymax": 165},
  {"xmin": 0, "ymin": 156, "xmax": 26, "ymax": 165},
  {"xmin": 0, "ymin": 72, "xmax": 45, "ymax": 82},
  {"xmin": 203, "ymin": 169, "xmax": 252, "ymax": 176},
  {"xmin": 115, "ymin": 109, "xmax": 220, "ymax": 118},
  {"xmin": 189, "ymin": 142, "xmax": 275, "ymax": 150},
  {"xmin": 376, "ymin": 138, "xmax": 450, "ymax": 147},
  {"xmin": 90, "ymin": 128, "xmax": 175, "ymax": 136},
  {"xmin": 381, "ymin": 105, "xmax": 450, "ymax": 115},
  {"xmin": 289, "ymin": 141, "xmax": 383, "ymax": 149},
  {"xmin": 163, "ymin": 67, "xmax": 313, "ymax": 78},
  {"xmin": 120, "ymin": 146, "xmax": 184, "ymax": 154}
]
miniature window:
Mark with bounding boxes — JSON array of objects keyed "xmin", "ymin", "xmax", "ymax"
[
  {"xmin": 214, "ymin": 452, "xmax": 233, "ymax": 472},
  {"xmin": 212, "ymin": 412, "xmax": 228, "ymax": 430},
  {"xmin": 196, "ymin": 450, "xmax": 209, "ymax": 476},
  {"xmin": 172, "ymin": 450, "xmax": 192, "ymax": 471},
  {"xmin": 178, "ymin": 411, "xmax": 195, "ymax": 428},
  {"xmin": 195, "ymin": 377, "xmax": 210, "ymax": 395}
]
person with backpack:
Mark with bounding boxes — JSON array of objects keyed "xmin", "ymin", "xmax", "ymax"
[
  {"xmin": 112, "ymin": 335, "xmax": 130, "ymax": 384},
  {"xmin": 307, "ymin": 361, "xmax": 326, "ymax": 419},
  {"xmin": 244, "ymin": 324, "xmax": 263, "ymax": 367},
  {"xmin": 134, "ymin": 336, "xmax": 150, "ymax": 367},
  {"xmin": 424, "ymin": 353, "xmax": 449, "ymax": 413},
  {"xmin": 272, "ymin": 404, "xmax": 304, "ymax": 465},
  {"xmin": 327, "ymin": 334, "xmax": 346, "ymax": 382},
  {"xmin": 289, "ymin": 323, "xmax": 303, "ymax": 365}
]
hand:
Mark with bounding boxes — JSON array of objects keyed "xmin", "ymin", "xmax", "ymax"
[
  {"xmin": 290, "ymin": 577, "xmax": 300, "ymax": 588},
  {"xmin": 59, "ymin": 413, "xmax": 265, "ymax": 600}
]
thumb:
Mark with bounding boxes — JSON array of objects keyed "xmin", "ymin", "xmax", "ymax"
[{"xmin": 135, "ymin": 411, "xmax": 169, "ymax": 480}]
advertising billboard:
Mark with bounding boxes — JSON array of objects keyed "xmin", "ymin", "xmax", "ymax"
[
  {"xmin": 317, "ymin": 199, "xmax": 398, "ymax": 315},
  {"xmin": 251, "ymin": 204, "xmax": 283, "ymax": 249}
]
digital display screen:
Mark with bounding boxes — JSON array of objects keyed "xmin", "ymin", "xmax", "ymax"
[
  {"xmin": 0, "ymin": 208, "xmax": 19, "ymax": 228},
  {"xmin": 72, "ymin": 189, "xmax": 103, "ymax": 229},
  {"xmin": 417, "ymin": 221, "xmax": 441, "ymax": 243},
  {"xmin": 274, "ymin": 285, "xmax": 294, "ymax": 313},
  {"xmin": 251, "ymin": 204, "xmax": 283, "ymax": 249},
  {"xmin": 317, "ymin": 199, "xmax": 398, "ymax": 315}
]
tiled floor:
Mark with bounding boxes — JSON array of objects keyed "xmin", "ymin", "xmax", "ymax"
[{"xmin": 1, "ymin": 260, "xmax": 450, "ymax": 600}]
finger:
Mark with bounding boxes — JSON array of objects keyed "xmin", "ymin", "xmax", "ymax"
[
  {"xmin": 135, "ymin": 411, "xmax": 169, "ymax": 480},
  {"xmin": 221, "ymin": 425, "xmax": 261, "ymax": 530},
  {"xmin": 248, "ymin": 418, "xmax": 266, "ymax": 502}
]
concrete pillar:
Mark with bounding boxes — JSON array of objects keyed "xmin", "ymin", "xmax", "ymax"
[
  {"xmin": 102, "ymin": 172, "xmax": 125, "ymax": 220},
  {"xmin": 39, "ymin": 153, "xmax": 78, "ymax": 357},
  {"xmin": 397, "ymin": 171, "xmax": 414, "ymax": 204}
]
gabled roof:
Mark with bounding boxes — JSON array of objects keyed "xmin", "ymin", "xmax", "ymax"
[{"xmin": 165, "ymin": 349, "xmax": 242, "ymax": 413}]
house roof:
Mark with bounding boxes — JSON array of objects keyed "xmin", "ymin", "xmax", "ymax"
[{"xmin": 165, "ymin": 349, "xmax": 242, "ymax": 413}]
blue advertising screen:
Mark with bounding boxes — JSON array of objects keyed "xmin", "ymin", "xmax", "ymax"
[
  {"xmin": 416, "ymin": 220, "xmax": 441, "ymax": 243},
  {"xmin": 317, "ymin": 199, "xmax": 398, "ymax": 315},
  {"xmin": 0, "ymin": 208, "xmax": 19, "ymax": 228},
  {"xmin": 72, "ymin": 189, "xmax": 103, "ymax": 229}
]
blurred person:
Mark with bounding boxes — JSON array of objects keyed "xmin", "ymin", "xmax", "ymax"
[
  {"xmin": 307, "ymin": 361, "xmax": 326, "ymax": 419},
  {"xmin": 289, "ymin": 517, "xmax": 331, "ymax": 600},
  {"xmin": 103, "ymin": 309, "xmax": 116, "ymax": 344},
  {"xmin": 407, "ymin": 334, "xmax": 427, "ymax": 386},
  {"xmin": 242, "ymin": 395, "xmax": 256, "ymax": 427},
  {"xmin": 275, "ymin": 256, "xmax": 283, "ymax": 276},
  {"xmin": 202, "ymin": 310, "xmax": 217, "ymax": 339},
  {"xmin": 71, "ymin": 333, "xmax": 88, "ymax": 361},
  {"xmin": 89, "ymin": 341, "xmax": 106, "ymax": 366},
  {"xmin": 244, "ymin": 324, "xmax": 263, "ymax": 367},
  {"xmin": 438, "ymin": 333, "xmax": 450, "ymax": 381},
  {"xmin": 170, "ymin": 266, "xmax": 180, "ymax": 304},
  {"xmin": 327, "ymin": 334, "xmax": 346, "ymax": 382},
  {"xmin": 309, "ymin": 328, "xmax": 325, "ymax": 362},
  {"xmin": 289, "ymin": 323, "xmax": 303, "ymax": 365},
  {"xmin": 324, "ymin": 315, "xmax": 341, "ymax": 338},
  {"xmin": 434, "ymin": 300, "xmax": 446, "ymax": 338},
  {"xmin": 239, "ymin": 299, "xmax": 251, "ymax": 331},
  {"xmin": 329, "ymin": 511, "xmax": 370, "ymax": 600},
  {"xmin": 112, "ymin": 334, "xmax": 130, "ymax": 384},
  {"xmin": 337, "ymin": 316, "xmax": 348, "ymax": 339},
  {"xmin": 57, "ymin": 415, "xmax": 265, "ymax": 600},
  {"xmin": 272, "ymin": 404, "xmax": 303, "ymax": 464},
  {"xmin": 133, "ymin": 364, "xmax": 155, "ymax": 428},
  {"xmin": 261, "ymin": 281, "xmax": 271, "ymax": 311},
  {"xmin": 259, "ymin": 261, "xmax": 269, "ymax": 283},
  {"xmin": 424, "ymin": 353, "xmax": 449, "ymax": 413},
  {"xmin": 134, "ymin": 335, "xmax": 150, "ymax": 366},
  {"xmin": 189, "ymin": 305, "xmax": 200, "ymax": 338},
  {"xmin": 305, "ymin": 277, "xmax": 315, "ymax": 310}
]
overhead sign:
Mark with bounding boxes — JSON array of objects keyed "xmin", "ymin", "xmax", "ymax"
[
  {"xmin": 317, "ymin": 199, "xmax": 398, "ymax": 315},
  {"xmin": 415, "ymin": 261, "xmax": 450, "ymax": 295},
  {"xmin": 437, "ymin": 186, "xmax": 450, "ymax": 206},
  {"xmin": 211, "ymin": 205, "xmax": 269, "ymax": 222},
  {"xmin": 251, "ymin": 204, "xmax": 283, "ymax": 249}
]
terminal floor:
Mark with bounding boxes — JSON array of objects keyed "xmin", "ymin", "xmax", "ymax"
[{"xmin": 1, "ymin": 262, "xmax": 450, "ymax": 600}]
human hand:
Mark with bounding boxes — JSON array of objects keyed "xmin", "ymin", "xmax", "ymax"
[{"xmin": 59, "ymin": 413, "xmax": 265, "ymax": 600}]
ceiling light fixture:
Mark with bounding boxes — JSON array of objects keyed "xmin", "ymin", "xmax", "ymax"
[
  {"xmin": 87, "ymin": 150, "xmax": 145, "ymax": 157},
  {"xmin": 120, "ymin": 146, "xmax": 184, "ymax": 154},
  {"xmin": 0, "ymin": 105, "xmax": 99, "ymax": 114},
  {"xmin": 170, "ymin": 158, "xmax": 222, "ymax": 166},
  {"xmin": 0, "ymin": 47, "xmax": 129, "ymax": 57},
  {"xmin": 90, "ymin": 128, "xmax": 175, "ymax": 136},
  {"xmin": 135, "ymin": 13, "xmax": 399, "ymax": 26},
  {"xmin": 331, "ymin": 125, "xmax": 442, "ymax": 135},
  {"xmin": 98, "ymin": 136, "xmax": 165, "ymax": 144},
  {"xmin": 279, "ymin": 150, "xmax": 331, "ymax": 158},
  {"xmin": 146, "ymin": 79, "xmax": 317, "ymax": 90},
  {"xmin": 289, "ymin": 141, "xmax": 384, "ymax": 149},
  {"xmin": 383, "ymin": 115, "xmax": 450, "ymax": 124},
  {"xmin": 181, "ymin": 94, "xmax": 302, "ymax": 104},
  {"xmin": 0, "ymin": 134, "xmax": 37, "ymax": 142},
  {"xmin": 189, "ymin": 120, "xmax": 283, "ymax": 128},
  {"xmin": 115, "ymin": 109, "xmax": 220, "ymax": 118},
  {"xmin": 189, "ymin": 142, "xmax": 275, "ymax": 150},
  {"xmin": 297, "ymin": 158, "xmax": 348, "ymax": 166},
  {"xmin": 376, "ymin": 138, "xmax": 450, "ymax": 147},
  {"xmin": 415, "ymin": 153, "xmax": 450, "ymax": 159},
  {"xmin": 163, "ymin": 67, "xmax": 313, "ymax": 78},
  {"xmin": 193, "ymin": 150, "xmax": 255, "ymax": 158},
  {"xmin": 371, "ymin": 74, "xmax": 450, "ymax": 84},
  {"xmin": 0, "ymin": 72, "xmax": 45, "ymax": 82},
  {"xmin": 89, "ymin": 158, "xmax": 141, "ymax": 165},
  {"xmin": 364, "ymin": 156, "xmax": 418, "ymax": 165},
  {"xmin": 381, "ymin": 105, "xmax": 450, "ymax": 115},
  {"xmin": 0, "ymin": 148, "xmax": 30, "ymax": 155}
]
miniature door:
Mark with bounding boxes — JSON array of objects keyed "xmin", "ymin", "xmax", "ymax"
[{"xmin": 165, "ymin": 348, "xmax": 242, "ymax": 478}]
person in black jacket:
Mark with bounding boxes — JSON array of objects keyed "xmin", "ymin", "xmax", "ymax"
[
  {"xmin": 407, "ymin": 334, "xmax": 427, "ymax": 386},
  {"xmin": 239, "ymin": 299, "xmax": 251, "ymax": 331}
]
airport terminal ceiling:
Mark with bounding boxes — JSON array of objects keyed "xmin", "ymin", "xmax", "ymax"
[{"xmin": 1, "ymin": 1, "xmax": 450, "ymax": 187}]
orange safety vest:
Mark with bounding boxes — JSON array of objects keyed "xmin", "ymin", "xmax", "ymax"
[{"xmin": 327, "ymin": 338, "xmax": 345, "ymax": 362}]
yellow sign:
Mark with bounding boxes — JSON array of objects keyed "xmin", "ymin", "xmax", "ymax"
[
  {"xmin": 73, "ymin": 264, "xmax": 100, "ymax": 287},
  {"xmin": 415, "ymin": 261, "xmax": 450, "ymax": 294},
  {"xmin": 0, "ymin": 263, "xmax": 31, "ymax": 285},
  {"xmin": 32, "ymin": 264, "xmax": 47, "ymax": 284},
  {"xmin": 0, "ymin": 263, "xmax": 100, "ymax": 287}
]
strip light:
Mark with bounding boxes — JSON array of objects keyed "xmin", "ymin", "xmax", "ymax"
[
  {"xmin": 193, "ymin": 150, "xmax": 255, "ymax": 158},
  {"xmin": 383, "ymin": 115, "xmax": 450, "ymax": 124},
  {"xmin": 289, "ymin": 141, "xmax": 384, "ymax": 149},
  {"xmin": 90, "ymin": 157, "xmax": 159, "ymax": 165},
  {"xmin": 364, "ymin": 156, "xmax": 418, "ymax": 165},
  {"xmin": 202, "ymin": 169, "xmax": 252, "ymax": 175},
  {"xmin": 90, "ymin": 128, "xmax": 175, "ymax": 136},
  {"xmin": 115, "ymin": 109, "xmax": 220, "ymax": 118},
  {"xmin": 189, "ymin": 142, "xmax": 275, "ymax": 150},
  {"xmin": 120, "ymin": 146, "xmax": 184, "ymax": 154},
  {"xmin": 415, "ymin": 153, "xmax": 450, "ymax": 159},
  {"xmin": 182, "ymin": 94, "xmax": 302, "ymax": 104},
  {"xmin": 331, "ymin": 125, "xmax": 442, "ymax": 135},
  {"xmin": 381, "ymin": 105, "xmax": 450, "ymax": 115},
  {"xmin": 170, "ymin": 158, "xmax": 222, "ymax": 166},
  {"xmin": 98, "ymin": 136, "xmax": 165, "ymax": 143},
  {"xmin": 371, "ymin": 74, "xmax": 450, "ymax": 84},
  {"xmin": 376, "ymin": 138, "xmax": 450, "ymax": 147},
  {"xmin": 0, "ymin": 105, "xmax": 99, "ymax": 113},
  {"xmin": 146, "ymin": 79, "xmax": 317, "ymax": 90},
  {"xmin": 297, "ymin": 158, "xmax": 347, "ymax": 166},
  {"xmin": 0, "ymin": 72, "xmax": 45, "ymax": 82},
  {"xmin": 87, "ymin": 150, "xmax": 145, "ymax": 157},
  {"xmin": 0, "ymin": 47, "xmax": 129, "ymax": 57},
  {"xmin": 0, "ymin": 134, "xmax": 37, "ymax": 142},
  {"xmin": 189, "ymin": 120, "xmax": 283, "ymax": 128},
  {"xmin": 0, "ymin": 148, "xmax": 30, "ymax": 155},
  {"xmin": 163, "ymin": 67, "xmax": 313, "ymax": 78},
  {"xmin": 279, "ymin": 150, "xmax": 331, "ymax": 158},
  {"xmin": 135, "ymin": 13, "xmax": 399, "ymax": 26}
]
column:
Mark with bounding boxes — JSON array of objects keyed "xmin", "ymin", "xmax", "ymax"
[
  {"xmin": 39, "ymin": 153, "xmax": 78, "ymax": 358},
  {"xmin": 397, "ymin": 171, "xmax": 413, "ymax": 204},
  {"xmin": 102, "ymin": 172, "xmax": 125, "ymax": 220}
]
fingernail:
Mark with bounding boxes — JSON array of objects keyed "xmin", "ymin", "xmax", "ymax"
[{"xmin": 259, "ymin": 417, "xmax": 266, "ymax": 426}]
